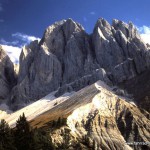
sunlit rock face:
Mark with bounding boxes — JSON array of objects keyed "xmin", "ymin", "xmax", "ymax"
[
  {"xmin": 29, "ymin": 81, "xmax": 150, "ymax": 150},
  {"xmin": 64, "ymin": 81, "xmax": 150, "ymax": 150},
  {"xmin": 92, "ymin": 18, "xmax": 149, "ymax": 83},
  {"xmin": 9, "ymin": 18, "xmax": 150, "ymax": 111},
  {"xmin": 10, "ymin": 19, "xmax": 110, "ymax": 109}
]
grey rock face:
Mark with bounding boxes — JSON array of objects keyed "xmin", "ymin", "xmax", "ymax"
[
  {"xmin": 55, "ymin": 68, "xmax": 112, "ymax": 97},
  {"xmin": 40, "ymin": 19, "xmax": 98, "ymax": 84},
  {"xmin": 92, "ymin": 18, "xmax": 149, "ymax": 83},
  {"xmin": 11, "ymin": 19, "xmax": 101, "ymax": 108},
  {"xmin": 10, "ymin": 41, "xmax": 62, "ymax": 109},
  {"xmin": 0, "ymin": 46, "xmax": 16, "ymax": 103},
  {"xmin": 10, "ymin": 18, "xmax": 150, "ymax": 109}
]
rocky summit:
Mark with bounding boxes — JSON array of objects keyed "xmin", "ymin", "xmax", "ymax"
[{"xmin": 0, "ymin": 18, "xmax": 150, "ymax": 150}]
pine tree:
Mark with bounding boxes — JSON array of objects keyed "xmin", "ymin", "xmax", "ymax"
[
  {"xmin": 13, "ymin": 113, "xmax": 56, "ymax": 150},
  {"xmin": 92, "ymin": 139, "xmax": 98, "ymax": 150},
  {"xmin": 39, "ymin": 129, "xmax": 56, "ymax": 150},
  {"xmin": 104, "ymin": 119, "xmax": 109, "ymax": 128},
  {"xmin": 32, "ymin": 128, "xmax": 56, "ymax": 150},
  {"xmin": 0, "ymin": 119, "xmax": 16, "ymax": 150},
  {"xmin": 30, "ymin": 129, "xmax": 50, "ymax": 150},
  {"xmin": 0, "ymin": 142, "xmax": 5, "ymax": 150},
  {"xmin": 61, "ymin": 128, "xmax": 71, "ymax": 150},
  {"xmin": 52, "ymin": 120, "xmax": 56, "ymax": 127},
  {"xmin": 57, "ymin": 117, "xmax": 62, "ymax": 127},
  {"xmin": 14, "ymin": 113, "xmax": 33, "ymax": 150},
  {"xmin": 98, "ymin": 115, "xmax": 101, "ymax": 126}
]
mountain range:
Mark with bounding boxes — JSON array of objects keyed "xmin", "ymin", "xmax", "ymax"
[{"xmin": 0, "ymin": 18, "xmax": 150, "ymax": 150}]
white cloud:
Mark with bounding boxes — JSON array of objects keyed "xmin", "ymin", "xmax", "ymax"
[
  {"xmin": 90, "ymin": 11, "xmax": 96, "ymax": 15},
  {"xmin": 83, "ymin": 17, "xmax": 87, "ymax": 22},
  {"xmin": 1, "ymin": 45, "xmax": 21, "ymax": 64},
  {"xmin": 137, "ymin": 26, "xmax": 150, "ymax": 44},
  {"xmin": 0, "ymin": 33, "xmax": 40, "ymax": 63},
  {"xmin": 0, "ymin": 39, "xmax": 19, "ymax": 46},
  {"xmin": 12, "ymin": 32, "xmax": 40, "ymax": 44}
]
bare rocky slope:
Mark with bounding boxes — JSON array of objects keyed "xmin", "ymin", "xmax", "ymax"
[
  {"xmin": 33, "ymin": 81, "xmax": 149, "ymax": 150},
  {"xmin": 0, "ymin": 18, "xmax": 150, "ymax": 149},
  {"xmin": 1, "ymin": 81, "xmax": 150, "ymax": 150}
]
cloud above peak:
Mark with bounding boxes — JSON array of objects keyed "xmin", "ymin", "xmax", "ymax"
[
  {"xmin": 0, "ymin": 39, "xmax": 19, "ymax": 46},
  {"xmin": 1, "ymin": 45, "xmax": 21, "ymax": 64},
  {"xmin": 83, "ymin": 17, "xmax": 87, "ymax": 22},
  {"xmin": 12, "ymin": 32, "xmax": 40, "ymax": 44},
  {"xmin": 90, "ymin": 11, "xmax": 96, "ymax": 15},
  {"xmin": 137, "ymin": 25, "xmax": 150, "ymax": 44},
  {"xmin": 0, "ymin": 33, "xmax": 40, "ymax": 63}
]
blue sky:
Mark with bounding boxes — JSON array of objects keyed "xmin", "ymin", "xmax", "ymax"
[{"xmin": 0, "ymin": 0, "xmax": 150, "ymax": 63}]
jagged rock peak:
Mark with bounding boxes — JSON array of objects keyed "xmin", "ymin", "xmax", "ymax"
[
  {"xmin": 95, "ymin": 18, "xmax": 111, "ymax": 29},
  {"xmin": 112, "ymin": 19, "xmax": 141, "ymax": 39},
  {"xmin": 43, "ymin": 18, "xmax": 85, "ymax": 40},
  {"xmin": 94, "ymin": 18, "xmax": 141, "ymax": 40},
  {"xmin": 92, "ymin": 18, "xmax": 149, "ymax": 83},
  {"xmin": 39, "ymin": 18, "xmax": 86, "ymax": 60},
  {"xmin": 112, "ymin": 19, "xmax": 129, "ymax": 28},
  {"xmin": 48, "ymin": 18, "xmax": 84, "ymax": 29},
  {"xmin": 10, "ymin": 18, "xmax": 103, "ymax": 109},
  {"xmin": 0, "ymin": 45, "xmax": 7, "ymax": 59},
  {"xmin": 0, "ymin": 46, "xmax": 16, "ymax": 103},
  {"xmin": 93, "ymin": 18, "xmax": 112, "ymax": 39},
  {"xmin": 9, "ymin": 18, "xmax": 150, "ymax": 110}
]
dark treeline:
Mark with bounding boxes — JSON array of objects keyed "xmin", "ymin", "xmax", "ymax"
[
  {"xmin": 0, "ymin": 113, "xmax": 55, "ymax": 150},
  {"xmin": 0, "ymin": 114, "xmax": 98, "ymax": 150}
]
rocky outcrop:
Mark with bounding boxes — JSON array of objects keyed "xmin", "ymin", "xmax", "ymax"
[
  {"xmin": 30, "ymin": 81, "xmax": 150, "ymax": 150},
  {"xmin": 39, "ymin": 19, "xmax": 99, "ymax": 84},
  {"xmin": 10, "ymin": 40, "xmax": 62, "ymax": 109},
  {"xmin": 10, "ymin": 19, "xmax": 104, "ymax": 109},
  {"xmin": 0, "ymin": 46, "xmax": 16, "ymax": 103},
  {"xmin": 10, "ymin": 18, "xmax": 150, "ymax": 109},
  {"xmin": 92, "ymin": 18, "xmax": 149, "ymax": 83},
  {"xmin": 65, "ymin": 81, "xmax": 150, "ymax": 150}
]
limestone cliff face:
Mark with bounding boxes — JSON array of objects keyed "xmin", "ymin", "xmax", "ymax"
[
  {"xmin": 10, "ymin": 18, "xmax": 150, "ymax": 110},
  {"xmin": 0, "ymin": 46, "xmax": 16, "ymax": 103},
  {"xmin": 10, "ymin": 19, "xmax": 109, "ymax": 109},
  {"xmin": 92, "ymin": 18, "xmax": 149, "ymax": 83}
]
